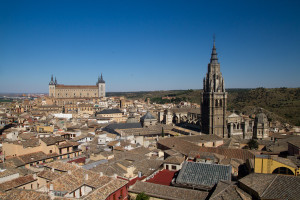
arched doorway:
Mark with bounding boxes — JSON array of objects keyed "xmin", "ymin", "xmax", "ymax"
[
  {"xmin": 173, "ymin": 116, "xmax": 179, "ymax": 124},
  {"xmin": 272, "ymin": 167, "xmax": 294, "ymax": 175}
]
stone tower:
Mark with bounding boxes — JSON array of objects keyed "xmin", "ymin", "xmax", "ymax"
[
  {"xmin": 253, "ymin": 112, "xmax": 269, "ymax": 139},
  {"xmin": 49, "ymin": 75, "xmax": 56, "ymax": 97},
  {"xmin": 201, "ymin": 39, "xmax": 227, "ymax": 138},
  {"xmin": 97, "ymin": 73, "xmax": 106, "ymax": 98}
]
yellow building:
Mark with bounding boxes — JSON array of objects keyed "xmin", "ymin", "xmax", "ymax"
[
  {"xmin": 254, "ymin": 155, "xmax": 300, "ymax": 176},
  {"xmin": 3, "ymin": 137, "xmax": 82, "ymax": 163},
  {"xmin": 36, "ymin": 125, "xmax": 54, "ymax": 133},
  {"xmin": 96, "ymin": 109, "xmax": 125, "ymax": 123}
]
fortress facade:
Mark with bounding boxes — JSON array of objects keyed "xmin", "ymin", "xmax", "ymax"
[{"xmin": 49, "ymin": 74, "xmax": 106, "ymax": 99}]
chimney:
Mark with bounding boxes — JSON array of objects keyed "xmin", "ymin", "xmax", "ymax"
[
  {"xmin": 68, "ymin": 170, "xmax": 71, "ymax": 175},
  {"xmin": 50, "ymin": 184, "xmax": 53, "ymax": 191},
  {"xmin": 99, "ymin": 172, "xmax": 103, "ymax": 177},
  {"xmin": 51, "ymin": 168, "xmax": 54, "ymax": 172},
  {"xmin": 85, "ymin": 173, "xmax": 88, "ymax": 180},
  {"xmin": 33, "ymin": 173, "xmax": 37, "ymax": 179},
  {"xmin": 113, "ymin": 174, "xmax": 118, "ymax": 178},
  {"xmin": 138, "ymin": 171, "xmax": 142, "ymax": 178}
]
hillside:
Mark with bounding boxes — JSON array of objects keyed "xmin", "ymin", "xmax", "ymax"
[
  {"xmin": 227, "ymin": 88, "xmax": 300, "ymax": 126},
  {"xmin": 107, "ymin": 88, "xmax": 300, "ymax": 126}
]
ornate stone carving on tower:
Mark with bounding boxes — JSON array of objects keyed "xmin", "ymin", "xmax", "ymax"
[{"xmin": 201, "ymin": 39, "xmax": 228, "ymax": 138}]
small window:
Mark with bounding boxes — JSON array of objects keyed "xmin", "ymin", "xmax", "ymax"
[{"xmin": 172, "ymin": 165, "xmax": 177, "ymax": 170}]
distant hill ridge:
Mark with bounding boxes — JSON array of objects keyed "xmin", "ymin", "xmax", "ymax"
[{"xmin": 107, "ymin": 87, "xmax": 300, "ymax": 126}]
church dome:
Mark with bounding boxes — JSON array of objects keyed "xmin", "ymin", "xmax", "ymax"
[
  {"xmin": 255, "ymin": 112, "xmax": 268, "ymax": 124},
  {"xmin": 141, "ymin": 111, "xmax": 156, "ymax": 120}
]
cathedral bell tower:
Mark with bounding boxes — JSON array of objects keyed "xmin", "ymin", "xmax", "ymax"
[{"xmin": 201, "ymin": 38, "xmax": 227, "ymax": 138}]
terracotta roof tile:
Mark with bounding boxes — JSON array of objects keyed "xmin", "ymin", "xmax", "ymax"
[
  {"xmin": 41, "ymin": 136, "xmax": 65, "ymax": 146},
  {"xmin": 164, "ymin": 156, "xmax": 185, "ymax": 165},
  {"xmin": 50, "ymin": 168, "xmax": 113, "ymax": 194},
  {"xmin": 0, "ymin": 189, "xmax": 51, "ymax": 200},
  {"xmin": 83, "ymin": 178, "xmax": 127, "ymax": 200},
  {"xmin": 210, "ymin": 181, "xmax": 251, "ymax": 200},
  {"xmin": 44, "ymin": 161, "xmax": 79, "ymax": 172},
  {"xmin": 37, "ymin": 170, "xmax": 60, "ymax": 181},
  {"xmin": 18, "ymin": 151, "xmax": 48, "ymax": 164},
  {"xmin": 0, "ymin": 175, "xmax": 36, "ymax": 191},
  {"xmin": 130, "ymin": 181, "xmax": 209, "ymax": 200},
  {"xmin": 239, "ymin": 173, "xmax": 300, "ymax": 200}
]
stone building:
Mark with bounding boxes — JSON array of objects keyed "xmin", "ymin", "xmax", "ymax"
[
  {"xmin": 48, "ymin": 73, "xmax": 106, "ymax": 99},
  {"xmin": 226, "ymin": 112, "xmax": 254, "ymax": 139},
  {"xmin": 140, "ymin": 111, "xmax": 157, "ymax": 127},
  {"xmin": 201, "ymin": 40, "xmax": 227, "ymax": 138},
  {"xmin": 227, "ymin": 113, "xmax": 244, "ymax": 137},
  {"xmin": 253, "ymin": 112, "xmax": 269, "ymax": 139}
]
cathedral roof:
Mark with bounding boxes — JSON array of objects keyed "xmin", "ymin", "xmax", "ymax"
[
  {"xmin": 141, "ymin": 111, "xmax": 156, "ymax": 120},
  {"xmin": 255, "ymin": 113, "xmax": 268, "ymax": 124}
]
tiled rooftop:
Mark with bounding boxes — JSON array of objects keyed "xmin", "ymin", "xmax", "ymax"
[
  {"xmin": 210, "ymin": 181, "xmax": 251, "ymax": 200},
  {"xmin": 40, "ymin": 136, "xmax": 65, "ymax": 146},
  {"xmin": 0, "ymin": 174, "xmax": 36, "ymax": 191},
  {"xmin": 37, "ymin": 170, "xmax": 60, "ymax": 181},
  {"xmin": 18, "ymin": 151, "xmax": 48, "ymax": 164},
  {"xmin": 239, "ymin": 173, "xmax": 300, "ymax": 200},
  {"xmin": 130, "ymin": 181, "xmax": 209, "ymax": 200},
  {"xmin": 0, "ymin": 189, "xmax": 51, "ymax": 200},
  {"xmin": 163, "ymin": 156, "xmax": 185, "ymax": 165},
  {"xmin": 176, "ymin": 161, "xmax": 231, "ymax": 189},
  {"xmin": 83, "ymin": 178, "xmax": 127, "ymax": 200},
  {"xmin": 146, "ymin": 169, "xmax": 177, "ymax": 186},
  {"xmin": 50, "ymin": 168, "xmax": 112, "ymax": 192},
  {"xmin": 44, "ymin": 161, "xmax": 79, "ymax": 172}
]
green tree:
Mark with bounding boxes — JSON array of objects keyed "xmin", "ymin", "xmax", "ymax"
[
  {"xmin": 248, "ymin": 139, "xmax": 259, "ymax": 150},
  {"xmin": 136, "ymin": 192, "xmax": 150, "ymax": 200}
]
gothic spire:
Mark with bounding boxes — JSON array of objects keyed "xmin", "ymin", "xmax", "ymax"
[
  {"xmin": 55, "ymin": 77, "xmax": 57, "ymax": 85},
  {"xmin": 97, "ymin": 73, "xmax": 105, "ymax": 83},
  {"xmin": 210, "ymin": 36, "xmax": 218, "ymax": 64},
  {"xmin": 49, "ymin": 75, "xmax": 55, "ymax": 85}
]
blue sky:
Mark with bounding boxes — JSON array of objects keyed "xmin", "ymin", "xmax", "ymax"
[{"xmin": 0, "ymin": 0, "xmax": 299, "ymax": 93}]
